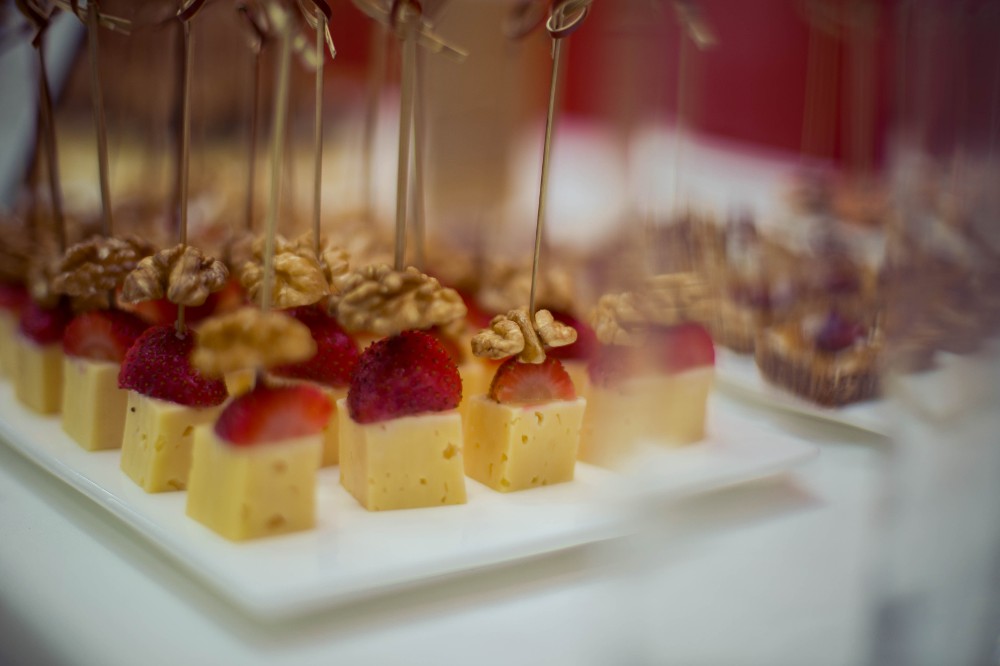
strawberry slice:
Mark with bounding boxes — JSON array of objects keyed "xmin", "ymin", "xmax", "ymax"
[
  {"xmin": 587, "ymin": 323, "xmax": 714, "ymax": 387},
  {"xmin": 489, "ymin": 356, "xmax": 576, "ymax": 405},
  {"xmin": 271, "ymin": 305, "xmax": 359, "ymax": 387},
  {"xmin": 63, "ymin": 310, "xmax": 149, "ymax": 363},
  {"xmin": 118, "ymin": 325, "xmax": 228, "ymax": 408},
  {"xmin": 215, "ymin": 382, "xmax": 333, "ymax": 446},
  {"xmin": 348, "ymin": 330, "xmax": 462, "ymax": 424},
  {"xmin": 19, "ymin": 298, "xmax": 74, "ymax": 345},
  {"xmin": 546, "ymin": 309, "xmax": 598, "ymax": 361},
  {"xmin": 0, "ymin": 282, "xmax": 28, "ymax": 313},
  {"xmin": 653, "ymin": 323, "xmax": 715, "ymax": 372}
]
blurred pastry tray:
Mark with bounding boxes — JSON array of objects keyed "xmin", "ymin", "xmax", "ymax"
[
  {"xmin": 714, "ymin": 349, "xmax": 890, "ymax": 435},
  {"xmin": 0, "ymin": 384, "xmax": 816, "ymax": 620},
  {"xmin": 715, "ymin": 343, "xmax": 1000, "ymax": 435}
]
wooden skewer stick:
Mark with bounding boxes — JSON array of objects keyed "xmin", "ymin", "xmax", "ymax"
[
  {"xmin": 393, "ymin": 3, "xmax": 418, "ymax": 270},
  {"xmin": 528, "ymin": 0, "xmax": 590, "ymax": 318},
  {"xmin": 87, "ymin": 1, "xmax": 113, "ymax": 237},
  {"xmin": 17, "ymin": 0, "xmax": 66, "ymax": 253},
  {"xmin": 311, "ymin": 9, "xmax": 328, "ymax": 255},
  {"xmin": 236, "ymin": 2, "xmax": 267, "ymax": 234},
  {"xmin": 409, "ymin": 46, "xmax": 426, "ymax": 269},
  {"xmin": 261, "ymin": 4, "xmax": 294, "ymax": 313},
  {"xmin": 362, "ymin": 21, "xmax": 387, "ymax": 224},
  {"xmin": 174, "ymin": 12, "xmax": 196, "ymax": 336},
  {"xmin": 36, "ymin": 28, "xmax": 66, "ymax": 253}
]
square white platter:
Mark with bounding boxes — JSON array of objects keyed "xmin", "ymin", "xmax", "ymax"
[{"xmin": 0, "ymin": 384, "xmax": 816, "ymax": 620}]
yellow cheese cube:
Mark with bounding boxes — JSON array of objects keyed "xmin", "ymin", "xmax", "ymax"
[
  {"xmin": 13, "ymin": 335, "xmax": 63, "ymax": 414},
  {"xmin": 337, "ymin": 399, "xmax": 467, "ymax": 511},
  {"xmin": 61, "ymin": 356, "xmax": 128, "ymax": 451},
  {"xmin": 186, "ymin": 425, "xmax": 321, "ymax": 541},
  {"xmin": 579, "ymin": 367, "xmax": 713, "ymax": 467},
  {"xmin": 267, "ymin": 376, "xmax": 347, "ymax": 467},
  {"xmin": 119, "ymin": 391, "xmax": 221, "ymax": 492},
  {"xmin": 464, "ymin": 396, "xmax": 585, "ymax": 492},
  {"xmin": 0, "ymin": 309, "xmax": 17, "ymax": 377}
]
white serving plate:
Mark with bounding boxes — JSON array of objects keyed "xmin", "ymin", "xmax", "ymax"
[
  {"xmin": 714, "ymin": 348, "xmax": 891, "ymax": 436},
  {"xmin": 0, "ymin": 384, "xmax": 816, "ymax": 620}
]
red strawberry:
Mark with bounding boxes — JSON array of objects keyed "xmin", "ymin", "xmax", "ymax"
[
  {"xmin": 428, "ymin": 325, "xmax": 466, "ymax": 365},
  {"xmin": 118, "ymin": 325, "xmax": 227, "ymax": 408},
  {"xmin": 587, "ymin": 323, "xmax": 714, "ymax": 387},
  {"xmin": 586, "ymin": 344, "xmax": 636, "ymax": 389},
  {"xmin": 63, "ymin": 310, "xmax": 149, "ymax": 363},
  {"xmin": 19, "ymin": 298, "xmax": 74, "ymax": 345},
  {"xmin": 652, "ymin": 323, "xmax": 715, "ymax": 373},
  {"xmin": 546, "ymin": 309, "xmax": 598, "ymax": 361},
  {"xmin": 271, "ymin": 305, "xmax": 359, "ymax": 387},
  {"xmin": 0, "ymin": 282, "xmax": 28, "ymax": 312},
  {"xmin": 348, "ymin": 330, "xmax": 462, "ymax": 424},
  {"xmin": 215, "ymin": 382, "xmax": 332, "ymax": 446},
  {"xmin": 489, "ymin": 356, "xmax": 576, "ymax": 405}
]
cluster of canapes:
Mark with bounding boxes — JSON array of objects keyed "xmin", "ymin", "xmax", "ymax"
[{"xmin": 0, "ymin": 234, "xmax": 716, "ymax": 542}]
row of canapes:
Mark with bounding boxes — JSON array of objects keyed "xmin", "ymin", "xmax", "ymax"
[{"xmin": 0, "ymin": 239, "xmax": 715, "ymax": 541}]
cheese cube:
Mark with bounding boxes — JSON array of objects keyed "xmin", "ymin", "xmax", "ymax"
[
  {"xmin": 119, "ymin": 391, "xmax": 221, "ymax": 492},
  {"xmin": 0, "ymin": 309, "xmax": 17, "ymax": 377},
  {"xmin": 338, "ymin": 399, "xmax": 467, "ymax": 511},
  {"xmin": 61, "ymin": 357, "xmax": 128, "ymax": 451},
  {"xmin": 579, "ymin": 367, "xmax": 713, "ymax": 467},
  {"xmin": 186, "ymin": 425, "xmax": 321, "ymax": 541},
  {"xmin": 464, "ymin": 396, "xmax": 585, "ymax": 492},
  {"xmin": 13, "ymin": 335, "xmax": 63, "ymax": 414}
]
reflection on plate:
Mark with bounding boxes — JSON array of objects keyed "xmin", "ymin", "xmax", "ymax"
[
  {"xmin": 714, "ymin": 348, "xmax": 891, "ymax": 436},
  {"xmin": 0, "ymin": 386, "xmax": 815, "ymax": 620}
]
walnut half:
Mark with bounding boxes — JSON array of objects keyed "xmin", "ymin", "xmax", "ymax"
[
  {"xmin": 122, "ymin": 244, "xmax": 229, "ymax": 307},
  {"xmin": 192, "ymin": 307, "xmax": 316, "ymax": 377},
  {"xmin": 471, "ymin": 308, "xmax": 576, "ymax": 363},
  {"xmin": 51, "ymin": 236, "xmax": 154, "ymax": 310},
  {"xmin": 328, "ymin": 264, "xmax": 467, "ymax": 337}
]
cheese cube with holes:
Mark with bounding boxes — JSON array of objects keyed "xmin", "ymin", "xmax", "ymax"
[
  {"xmin": 185, "ymin": 425, "xmax": 321, "ymax": 541},
  {"xmin": 578, "ymin": 368, "xmax": 713, "ymax": 467},
  {"xmin": 464, "ymin": 396, "xmax": 585, "ymax": 492},
  {"xmin": 13, "ymin": 336, "xmax": 63, "ymax": 414},
  {"xmin": 61, "ymin": 357, "xmax": 128, "ymax": 451},
  {"xmin": 119, "ymin": 391, "xmax": 222, "ymax": 492},
  {"xmin": 0, "ymin": 308, "xmax": 18, "ymax": 376},
  {"xmin": 338, "ymin": 400, "xmax": 467, "ymax": 511}
]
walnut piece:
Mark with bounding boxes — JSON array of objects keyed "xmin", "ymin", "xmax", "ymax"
[
  {"xmin": 192, "ymin": 307, "xmax": 316, "ymax": 377},
  {"xmin": 51, "ymin": 236, "xmax": 154, "ymax": 310},
  {"xmin": 327, "ymin": 264, "xmax": 467, "ymax": 337},
  {"xmin": 239, "ymin": 234, "xmax": 329, "ymax": 309},
  {"xmin": 471, "ymin": 308, "xmax": 576, "ymax": 363},
  {"xmin": 591, "ymin": 272, "xmax": 713, "ymax": 346},
  {"xmin": 122, "ymin": 244, "xmax": 229, "ymax": 307}
]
